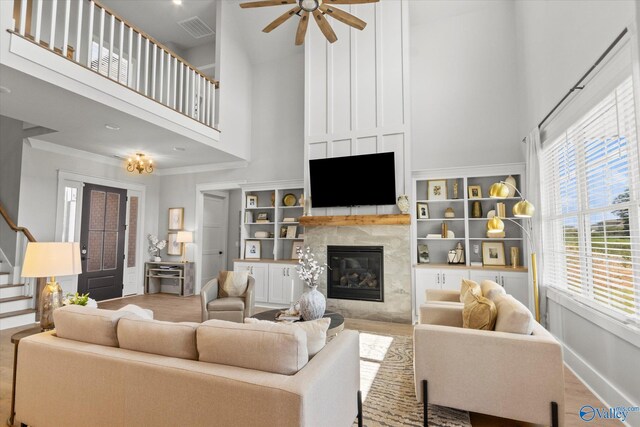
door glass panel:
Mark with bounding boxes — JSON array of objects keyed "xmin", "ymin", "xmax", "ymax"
[
  {"xmin": 104, "ymin": 193, "xmax": 120, "ymax": 231},
  {"xmin": 89, "ymin": 191, "xmax": 106, "ymax": 230},
  {"xmin": 127, "ymin": 196, "xmax": 138, "ymax": 268},
  {"xmin": 87, "ymin": 231, "xmax": 103, "ymax": 272},
  {"xmin": 103, "ymin": 231, "xmax": 118, "ymax": 270}
]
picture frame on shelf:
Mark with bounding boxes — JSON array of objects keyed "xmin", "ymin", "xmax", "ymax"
[
  {"xmin": 168, "ymin": 208, "xmax": 184, "ymax": 231},
  {"xmin": 246, "ymin": 195, "xmax": 258, "ymax": 208},
  {"xmin": 286, "ymin": 225, "xmax": 297, "ymax": 239},
  {"xmin": 418, "ymin": 244, "xmax": 430, "ymax": 263},
  {"xmin": 417, "ymin": 203, "xmax": 429, "ymax": 219},
  {"xmin": 427, "ymin": 180, "xmax": 448, "ymax": 200},
  {"xmin": 280, "ymin": 226, "xmax": 288, "ymax": 238},
  {"xmin": 482, "ymin": 241, "xmax": 506, "ymax": 266},
  {"xmin": 291, "ymin": 240, "xmax": 305, "ymax": 259},
  {"xmin": 256, "ymin": 212, "xmax": 269, "ymax": 221},
  {"xmin": 244, "ymin": 240, "xmax": 261, "ymax": 259},
  {"xmin": 167, "ymin": 232, "xmax": 182, "ymax": 256},
  {"xmin": 468, "ymin": 185, "xmax": 482, "ymax": 199}
]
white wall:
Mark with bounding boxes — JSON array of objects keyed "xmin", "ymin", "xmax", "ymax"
[
  {"xmin": 409, "ymin": 0, "xmax": 523, "ymax": 170},
  {"xmin": 0, "ymin": 116, "xmax": 24, "ymax": 265},
  {"xmin": 227, "ymin": 188, "xmax": 242, "ymax": 269},
  {"xmin": 514, "ymin": 0, "xmax": 640, "ymax": 417}
]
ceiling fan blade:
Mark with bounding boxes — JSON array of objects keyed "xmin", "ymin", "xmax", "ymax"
[
  {"xmin": 312, "ymin": 9, "xmax": 337, "ymax": 43},
  {"xmin": 295, "ymin": 11, "xmax": 310, "ymax": 45},
  {"xmin": 240, "ymin": 0, "xmax": 296, "ymax": 9},
  {"xmin": 323, "ymin": 0, "xmax": 379, "ymax": 4},
  {"xmin": 319, "ymin": 4, "xmax": 366, "ymax": 30},
  {"xmin": 263, "ymin": 6, "xmax": 302, "ymax": 33}
]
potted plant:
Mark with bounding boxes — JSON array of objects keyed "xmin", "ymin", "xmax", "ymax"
[
  {"xmin": 147, "ymin": 234, "xmax": 166, "ymax": 262},
  {"xmin": 63, "ymin": 292, "xmax": 98, "ymax": 308},
  {"xmin": 295, "ymin": 246, "xmax": 327, "ymax": 321}
]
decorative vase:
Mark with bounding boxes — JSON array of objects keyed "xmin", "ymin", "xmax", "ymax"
[
  {"xmin": 154, "ymin": 256, "xmax": 161, "ymax": 262},
  {"xmin": 397, "ymin": 195, "xmax": 410, "ymax": 214},
  {"xmin": 299, "ymin": 286, "xmax": 326, "ymax": 320},
  {"xmin": 505, "ymin": 175, "xmax": 517, "ymax": 197},
  {"xmin": 471, "ymin": 201, "xmax": 483, "ymax": 218}
]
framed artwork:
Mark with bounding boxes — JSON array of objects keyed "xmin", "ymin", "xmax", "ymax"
[
  {"xmin": 482, "ymin": 241, "xmax": 506, "ymax": 266},
  {"xmin": 168, "ymin": 208, "xmax": 184, "ymax": 231},
  {"xmin": 256, "ymin": 212, "xmax": 269, "ymax": 221},
  {"xmin": 167, "ymin": 232, "xmax": 182, "ymax": 256},
  {"xmin": 286, "ymin": 225, "xmax": 297, "ymax": 239},
  {"xmin": 280, "ymin": 226, "xmax": 288, "ymax": 238},
  {"xmin": 427, "ymin": 180, "xmax": 448, "ymax": 200},
  {"xmin": 468, "ymin": 185, "xmax": 482, "ymax": 199},
  {"xmin": 417, "ymin": 203, "xmax": 429, "ymax": 219},
  {"xmin": 418, "ymin": 244, "xmax": 430, "ymax": 264},
  {"xmin": 244, "ymin": 240, "xmax": 261, "ymax": 259},
  {"xmin": 246, "ymin": 195, "xmax": 258, "ymax": 208},
  {"xmin": 291, "ymin": 241, "xmax": 305, "ymax": 259}
]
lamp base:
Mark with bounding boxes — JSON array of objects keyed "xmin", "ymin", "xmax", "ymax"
[{"xmin": 40, "ymin": 281, "xmax": 63, "ymax": 330}]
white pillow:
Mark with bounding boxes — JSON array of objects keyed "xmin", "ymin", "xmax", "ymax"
[
  {"xmin": 245, "ymin": 317, "xmax": 331, "ymax": 357},
  {"xmin": 480, "ymin": 280, "xmax": 506, "ymax": 302},
  {"xmin": 117, "ymin": 304, "xmax": 154, "ymax": 320},
  {"xmin": 493, "ymin": 294, "xmax": 534, "ymax": 335}
]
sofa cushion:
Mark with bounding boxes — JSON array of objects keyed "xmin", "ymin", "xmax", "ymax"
[
  {"xmin": 218, "ymin": 271, "xmax": 249, "ymax": 298},
  {"xmin": 117, "ymin": 318, "xmax": 199, "ymax": 360},
  {"xmin": 480, "ymin": 280, "xmax": 506, "ymax": 302},
  {"xmin": 117, "ymin": 304, "xmax": 154, "ymax": 319},
  {"xmin": 244, "ymin": 317, "xmax": 331, "ymax": 357},
  {"xmin": 494, "ymin": 294, "xmax": 534, "ymax": 335},
  {"xmin": 197, "ymin": 319, "xmax": 308, "ymax": 375},
  {"xmin": 460, "ymin": 278, "xmax": 480, "ymax": 303},
  {"xmin": 462, "ymin": 290, "xmax": 497, "ymax": 330},
  {"xmin": 53, "ymin": 305, "xmax": 138, "ymax": 347},
  {"xmin": 207, "ymin": 297, "xmax": 245, "ymax": 312}
]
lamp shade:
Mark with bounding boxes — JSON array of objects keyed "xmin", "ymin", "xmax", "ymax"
[
  {"xmin": 21, "ymin": 242, "xmax": 82, "ymax": 278},
  {"xmin": 489, "ymin": 182, "xmax": 510, "ymax": 199},
  {"xmin": 176, "ymin": 231, "xmax": 193, "ymax": 243},
  {"xmin": 486, "ymin": 217, "xmax": 505, "ymax": 234},
  {"xmin": 513, "ymin": 200, "xmax": 535, "ymax": 218}
]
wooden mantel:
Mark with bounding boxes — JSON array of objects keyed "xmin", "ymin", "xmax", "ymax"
[{"xmin": 299, "ymin": 214, "xmax": 410, "ymax": 227}]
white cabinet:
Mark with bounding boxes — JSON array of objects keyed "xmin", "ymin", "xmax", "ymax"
[
  {"xmin": 469, "ymin": 269, "xmax": 530, "ymax": 310},
  {"xmin": 414, "ymin": 267, "xmax": 469, "ymax": 313},
  {"xmin": 235, "ymin": 261, "xmax": 303, "ymax": 305},
  {"xmin": 234, "ymin": 262, "xmax": 269, "ymax": 303}
]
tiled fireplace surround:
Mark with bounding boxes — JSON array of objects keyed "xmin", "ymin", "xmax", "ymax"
[{"xmin": 304, "ymin": 224, "xmax": 412, "ymax": 323}]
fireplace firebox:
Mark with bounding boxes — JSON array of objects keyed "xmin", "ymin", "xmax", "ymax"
[{"xmin": 327, "ymin": 246, "xmax": 383, "ymax": 302}]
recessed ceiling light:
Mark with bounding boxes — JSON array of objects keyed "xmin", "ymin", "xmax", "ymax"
[
  {"xmin": 0, "ymin": 86, "xmax": 11, "ymax": 94},
  {"xmin": 172, "ymin": 0, "xmax": 182, "ymax": 5},
  {"xmin": 173, "ymin": 147, "xmax": 186, "ymax": 152},
  {"xmin": 105, "ymin": 124, "xmax": 120, "ymax": 131}
]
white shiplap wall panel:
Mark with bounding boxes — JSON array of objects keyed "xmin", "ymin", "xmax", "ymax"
[{"xmin": 304, "ymin": 0, "xmax": 410, "ymax": 215}]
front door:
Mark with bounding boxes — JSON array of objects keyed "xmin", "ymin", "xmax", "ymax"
[{"xmin": 78, "ymin": 184, "xmax": 127, "ymax": 300}]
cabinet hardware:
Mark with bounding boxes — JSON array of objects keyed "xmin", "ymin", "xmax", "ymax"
[
  {"xmin": 437, "ymin": 273, "xmax": 440, "ymax": 284},
  {"xmin": 443, "ymin": 273, "xmax": 446, "ymax": 283}
]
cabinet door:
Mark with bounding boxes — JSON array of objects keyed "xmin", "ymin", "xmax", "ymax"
[
  {"xmin": 441, "ymin": 270, "xmax": 469, "ymax": 291},
  {"xmin": 268, "ymin": 265, "xmax": 288, "ymax": 304},
  {"xmin": 414, "ymin": 268, "xmax": 441, "ymax": 314},
  {"xmin": 235, "ymin": 262, "xmax": 269, "ymax": 303},
  {"xmin": 468, "ymin": 270, "xmax": 501, "ymax": 285},
  {"xmin": 500, "ymin": 272, "xmax": 530, "ymax": 311}
]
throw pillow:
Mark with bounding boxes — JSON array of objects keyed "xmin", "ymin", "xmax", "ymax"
[
  {"xmin": 218, "ymin": 271, "xmax": 249, "ymax": 298},
  {"xmin": 460, "ymin": 278, "xmax": 480, "ymax": 303},
  {"xmin": 480, "ymin": 280, "xmax": 506, "ymax": 302},
  {"xmin": 493, "ymin": 294, "xmax": 534, "ymax": 335},
  {"xmin": 245, "ymin": 317, "xmax": 331, "ymax": 357},
  {"xmin": 462, "ymin": 290, "xmax": 497, "ymax": 330},
  {"xmin": 117, "ymin": 304, "xmax": 154, "ymax": 319}
]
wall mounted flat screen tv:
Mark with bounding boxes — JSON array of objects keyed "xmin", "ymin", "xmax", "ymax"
[{"xmin": 309, "ymin": 152, "xmax": 396, "ymax": 208}]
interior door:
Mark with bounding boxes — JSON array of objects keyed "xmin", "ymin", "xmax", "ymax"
[
  {"xmin": 201, "ymin": 193, "xmax": 229, "ymax": 288},
  {"xmin": 77, "ymin": 183, "xmax": 127, "ymax": 300}
]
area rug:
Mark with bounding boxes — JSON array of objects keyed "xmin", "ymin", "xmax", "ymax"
[{"xmin": 354, "ymin": 332, "xmax": 471, "ymax": 427}]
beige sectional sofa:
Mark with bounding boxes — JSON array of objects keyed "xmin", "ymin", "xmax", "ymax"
[{"xmin": 15, "ymin": 305, "xmax": 361, "ymax": 427}]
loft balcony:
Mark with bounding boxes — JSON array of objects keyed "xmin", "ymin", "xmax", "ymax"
[{"xmin": 0, "ymin": 0, "xmax": 242, "ymax": 165}]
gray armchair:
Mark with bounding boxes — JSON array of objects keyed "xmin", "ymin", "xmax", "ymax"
[{"xmin": 200, "ymin": 275, "xmax": 255, "ymax": 323}]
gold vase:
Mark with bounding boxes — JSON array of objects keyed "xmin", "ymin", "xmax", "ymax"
[
  {"xmin": 471, "ymin": 201, "xmax": 483, "ymax": 218},
  {"xmin": 511, "ymin": 247, "xmax": 520, "ymax": 268}
]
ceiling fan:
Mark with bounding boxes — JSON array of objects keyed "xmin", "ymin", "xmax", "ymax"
[{"xmin": 239, "ymin": 0, "xmax": 379, "ymax": 45}]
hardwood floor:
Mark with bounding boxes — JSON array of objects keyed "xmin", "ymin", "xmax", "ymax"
[{"xmin": 0, "ymin": 294, "xmax": 619, "ymax": 427}]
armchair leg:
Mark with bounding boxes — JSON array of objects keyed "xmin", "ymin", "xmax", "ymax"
[
  {"xmin": 357, "ymin": 390, "xmax": 363, "ymax": 427},
  {"xmin": 423, "ymin": 380, "xmax": 428, "ymax": 427},
  {"xmin": 551, "ymin": 401, "xmax": 559, "ymax": 427}
]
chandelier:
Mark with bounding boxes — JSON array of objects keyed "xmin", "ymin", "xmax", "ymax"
[{"xmin": 127, "ymin": 153, "xmax": 153, "ymax": 174}]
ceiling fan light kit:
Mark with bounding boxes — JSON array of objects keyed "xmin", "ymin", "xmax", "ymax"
[{"xmin": 240, "ymin": 0, "xmax": 378, "ymax": 45}]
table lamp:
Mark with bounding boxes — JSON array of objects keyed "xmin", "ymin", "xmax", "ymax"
[
  {"xmin": 21, "ymin": 242, "xmax": 82, "ymax": 330},
  {"xmin": 176, "ymin": 231, "xmax": 193, "ymax": 263}
]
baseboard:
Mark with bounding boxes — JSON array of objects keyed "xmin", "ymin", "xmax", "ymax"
[{"xmin": 562, "ymin": 344, "xmax": 638, "ymax": 427}]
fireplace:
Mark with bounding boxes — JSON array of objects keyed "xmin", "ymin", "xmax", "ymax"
[{"xmin": 327, "ymin": 246, "xmax": 383, "ymax": 302}]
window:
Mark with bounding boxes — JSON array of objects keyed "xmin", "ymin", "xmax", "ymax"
[{"xmin": 541, "ymin": 76, "xmax": 640, "ymax": 322}]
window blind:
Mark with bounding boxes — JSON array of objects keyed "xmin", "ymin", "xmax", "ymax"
[{"xmin": 540, "ymin": 75, "xmax": 640, "ymax": 322}]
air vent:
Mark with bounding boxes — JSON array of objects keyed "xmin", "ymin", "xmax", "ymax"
[{"xmin": 178, "ymin": 17, "xmax": 214, "ymax": 39}]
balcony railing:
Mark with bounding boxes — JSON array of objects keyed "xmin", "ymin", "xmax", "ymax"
[{"xmin": 11, "ymin": 0, "xmax": 218, "ymax": 129}]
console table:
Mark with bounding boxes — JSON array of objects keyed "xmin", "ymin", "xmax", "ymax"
[{"xmin": 144, "ymin": 262, "xmax": 194, "ymax": 296}]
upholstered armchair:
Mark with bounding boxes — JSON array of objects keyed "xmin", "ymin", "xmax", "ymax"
[{"xmin": 201, "ymin": 275, "xmax": 255, "ymax": 323}]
